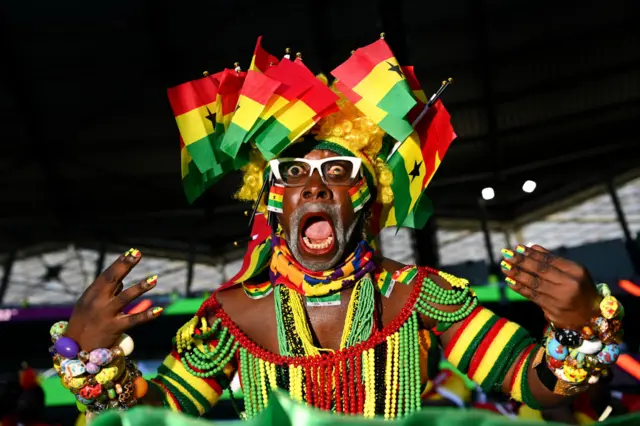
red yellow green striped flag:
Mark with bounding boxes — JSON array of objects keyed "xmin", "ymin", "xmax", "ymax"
[
  {"xmin": 331, "ymin": 38, "xmax": 417, "ymax": 140},
  {"xmin": 253, "ymin": 61, "xmax": 339, "ymax": 159},
  {"xmin": 179, "ymin": 137, "xmax": 219, "ymax": 203},
  {"xmin": 387, "ymin": 99, "xmax": 456, "ymax": 227},
  {"xmin": 210, "ymin": 69, "xmax": 249, "ymax": 171},
  {"xmin": 243, "ymin": 59, "xmax": 313, "ymax": 145},
  {"xmin": 220, "ymin": 70, "xmax": 281, "ymax": 158},
  {"xmin": 334, "ymin": 80, "xmax": 414, "ymax": 142},
  {"xmin": 249, "ymin": 36, "xmax": 279, "ymax": 73},
  {"xmin": 167, "ymin": 75, "xmax": 220, "ymax": 175}
]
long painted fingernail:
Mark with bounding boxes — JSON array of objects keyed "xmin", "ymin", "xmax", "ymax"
[
  {"xmin": 500, "ymin": 260, "xmax": 512, "ymax": 271},
  {"xmin": 125, "ymin": 248, "xmax": 141, "ymax": 258},
  {"xmin": 145, "ymin": 275, "xmax": 158, "ymax": 288},
  {"xmin": 505, "ymin": 277, "xmax": 516, "ymax": 286},
  {"xmin": 515, "ymin": 245, "xmax": 526, "ymax": 254},
  {"xmin": 501, "ymin": 249, "xmax": 514, "ymax": 259},
  {"xmin": 152, "ymin": 307, "xmax": 164, "ymax": 316}
]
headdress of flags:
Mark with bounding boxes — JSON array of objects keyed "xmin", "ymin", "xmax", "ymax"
[{"xmin": 167, "ymin": 34, "xmax": 456, "ymax": 235}]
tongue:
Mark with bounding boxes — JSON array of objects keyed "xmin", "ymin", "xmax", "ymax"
[{"xmin": 304, "ymin": 220, "xmax": 333, "ymax": 240}]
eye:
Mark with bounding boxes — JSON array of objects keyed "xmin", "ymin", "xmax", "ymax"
[
  {"xmin": 287, "ymin": 165, "xmax": 304, "ymax": 177},
  {"xmin": 327, "ymin": 165, "xmax": 346, "ymax": 177}
]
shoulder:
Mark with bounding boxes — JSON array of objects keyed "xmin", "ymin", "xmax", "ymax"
[{"xmin": 376, "ymin": 258, "xmax": 455, "ymax": 291}]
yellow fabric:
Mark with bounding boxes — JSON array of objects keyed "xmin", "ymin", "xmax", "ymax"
[
  {"xmin": 353, "ymin": 56, "xmax": 404, "ymax": 102},
  {"xmin": 175, "ymin": 102, "xmax": 217, "ymax": 145},
  {"xmin": 470, "ymin": 321, "xmax": 521, "ymax": 384},
  {"xmin": 233, "ymin": 95, "xmax": 266, "ymax": 130},
  {"xmin": 446, "ymin": 309, "xmax": 494, "ymax": 366}
]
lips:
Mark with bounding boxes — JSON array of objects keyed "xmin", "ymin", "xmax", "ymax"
[{"xmin": 299, "ymin": 212, "xmax": 336, "ymax": 256}]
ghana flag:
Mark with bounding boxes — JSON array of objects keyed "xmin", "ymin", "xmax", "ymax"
[
  {"xmin": 402, "ymin": 65, "xmax": 428, "ymax": 122},
  {"xmin": 249, "ymin": 36, "xmax": 279, "ymax": 73},
  {"xmin": 210, "ymin": 69, "xmax": 249, "ymax": 171},
  {"xmin": 243, "ymin": 59, "xmax": 313, "ymax": 145},
  {"xmin": 220, "ymin": 70, "xmax": 281, "ymax": 158},
  {"xmin": 334, "ymin": 80, "xmax": 414, "ymax": 142},
  {"xmin": 387, "ymin": 99, "xmax": 455, "ymax": 227},
  {"xmin": 168, "ymin": 75, "xmax": 220, "ymax": 175},
  {"xmin": 253, "ymin": 61, "xmax": 339, "ymax": 159},
  {"xmin": 331, "ymin": 38, "xmax": 417, "ymax": 141},
  {"xmin": 179, "ymin": 137, "xmax": 219, "ymax": 203}
]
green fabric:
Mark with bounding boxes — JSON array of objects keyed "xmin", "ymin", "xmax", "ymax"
[{"xmin": 91, "ymin": 391, "xmax": 640, "ymax": 426}]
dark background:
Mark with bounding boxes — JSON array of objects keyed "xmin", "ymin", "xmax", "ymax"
[
  {"xmin": 0, "ymin": 0, "xmax": 639, "ymax": 424},
  {"xmin": 1, "ymin": 0, "xmax": 639, "ymax": 256}
]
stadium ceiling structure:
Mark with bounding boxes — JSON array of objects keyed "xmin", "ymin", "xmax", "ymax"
[{"xmin": 0, "ymin": 0, "xmax": 639, "ymax": 262}]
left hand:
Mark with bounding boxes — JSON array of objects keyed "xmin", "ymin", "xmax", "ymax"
[{"xmin": 500, "ymin": 244, "xmax": 601, "ymax": 329}]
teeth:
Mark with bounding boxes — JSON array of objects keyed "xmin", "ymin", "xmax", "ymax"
[{"xmin": 303, "ymin": 235, "xmax": 333, "ymax": 250}]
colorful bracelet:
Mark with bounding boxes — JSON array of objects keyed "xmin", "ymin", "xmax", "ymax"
[
  {"xmin": 540, "ymin": 283, "xmax": 623, "ymax": 396},
  {"xmin": 49, "ymin": 321, "xmax": 149, "ymax": 414}
]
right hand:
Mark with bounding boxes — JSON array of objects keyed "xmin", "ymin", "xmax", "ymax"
[{"xmin": 64, "ymin": 248, "xmax": 162, "ymax": 351}]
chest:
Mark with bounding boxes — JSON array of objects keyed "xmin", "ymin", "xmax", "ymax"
[{"xmin": 231, "ymin": 287, "xmax": 403, "ymax": 354}]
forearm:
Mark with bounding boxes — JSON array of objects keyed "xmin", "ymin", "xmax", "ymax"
[
  {"xmin": 500, "ymin": 344, "xmax": 575, "ymax": 409},
  {"xmin": 146, "ymin": 350, "xmax": 236, "ymax": 415}
]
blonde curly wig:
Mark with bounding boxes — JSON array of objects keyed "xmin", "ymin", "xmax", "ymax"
[{"xmin": 235, "ymin": 81, "xmax": 394, "ymax": 211}]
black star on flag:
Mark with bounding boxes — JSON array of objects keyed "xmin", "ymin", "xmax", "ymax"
[
  {"xmin": 205, "ymin": 106, "xmax": 216, "ymax": 124},
  {"xmin": 386, "ymin": 61, "xmax": 404, "ymax": 79},
  {"xmin": 409, "ymin": 160, "xmax": 423, "ymax": 183}
]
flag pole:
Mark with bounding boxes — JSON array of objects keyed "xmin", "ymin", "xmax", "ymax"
[
  {"xmin": 387, "ymin": 78, "xmax": 453, "ymax": 160},
  {"xmin": 411, "ymin": 77, "xmax": 453, "ymax": 128}
]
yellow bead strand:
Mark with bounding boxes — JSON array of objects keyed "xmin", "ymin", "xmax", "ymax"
[
  {"xmin": 259, "ymin": 359, "xmax": 269, "ymax": 408},
  {"xmin": 267, "ymin": 362, "xmax": 278, "ymax": 391},
  {"xmin": 390, "ymin": 332, "xmax": 400, "ymax": 419},
  {"xmin": 384, "ymin": 336, "xmax": 393, "ymax": 419},
  {"xmin": 438, "ymin": 271, "xmax": 469, "ymax": 289},
  {"xmin": 176, "ymin": 316, "xmax": 199, "ymax": 353}
]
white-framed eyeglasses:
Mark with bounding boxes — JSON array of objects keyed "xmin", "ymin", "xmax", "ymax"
[{"xmin": 269, "ymin": 157, "xmax": 363, "ymax": 188}]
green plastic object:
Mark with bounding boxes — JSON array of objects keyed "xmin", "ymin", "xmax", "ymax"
[{"xmin": 91, "ymin": 390, "xmax": 640, "ymax": 426}]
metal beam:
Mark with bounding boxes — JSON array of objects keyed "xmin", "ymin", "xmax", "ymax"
[
  {"xmin": 0, "ymin": 249, "xmax": 16, "ymax": 305},
  {"xmin": 456, "ymin": 97, "xmax": 640, "ymax": 144}
]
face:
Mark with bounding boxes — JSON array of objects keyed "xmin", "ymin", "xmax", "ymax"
[{"xmin": 278, "ymin": 150, "xmax": 362, "ymax": 271}]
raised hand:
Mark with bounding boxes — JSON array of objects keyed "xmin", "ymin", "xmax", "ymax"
[
  {"xmin": 500, "ymin": 244, "xmax": 601, "ymax": 329},
  {"xmin": 64, "ymin": 249, "xmax": 162, "ymax": 351}
]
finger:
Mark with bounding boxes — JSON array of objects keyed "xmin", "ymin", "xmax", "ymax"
[
  {"xmin": 500, "ymin": 260, "xmax": 554, "ymax": 296},
  {"xmin": 126, "ymin": 299, "xmax": 153, "ymax": 315},
  {"xmin": 526, "ymin": 243, "xmax": 584, "ymax": 278},
  {"xmin": 112, "ymin": 275, "xmax": 158, "ymax": 311},
  {"xmin": 120, "ymin": 306, "xmax": 164, "ymax": 328},
  {"xmin": 504, "ymin": 274, "xmax": 550, "ymax": 306},
  {"xmin": 98, "ymin": 248, "xmax": 142, "ymax": 294},
  {"xmin": 501, "ymin": 246, "xmax": 568, "ymax": 285},
  {"xmin": 113, "ymin": 281, "xmax": 124, "ymax": 297}
]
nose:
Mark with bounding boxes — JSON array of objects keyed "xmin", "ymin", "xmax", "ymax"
[{"xmin": 301, "ymin": 171, "xmax": 332, "ymax": 201}]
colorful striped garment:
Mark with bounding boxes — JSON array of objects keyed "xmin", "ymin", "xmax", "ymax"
[{"xmin": 148, "ymin": 266, "xmax": 537, "ymax": 417}]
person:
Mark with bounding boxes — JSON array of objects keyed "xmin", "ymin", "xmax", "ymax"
[
  {"xmin": 49, "ymin": 35, "xmax": 624, "ymax": 421},
  {"xmin": 0, "ymin": 365, "xmax": 52, "ymax": 426}
]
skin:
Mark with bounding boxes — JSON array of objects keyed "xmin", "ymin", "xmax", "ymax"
[{"xmin": 66, "ymin": 149, "xmax": 602, "ymax": 409}]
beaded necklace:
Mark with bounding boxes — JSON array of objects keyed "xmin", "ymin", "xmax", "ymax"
[{"xmin": 173, "ymin": 266, "xmax": 477, "ymax": 419}]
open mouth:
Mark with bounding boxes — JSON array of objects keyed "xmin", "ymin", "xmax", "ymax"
[{"xmin": 299, "ymin": 213, "xmax": 336, "ymax": 256}]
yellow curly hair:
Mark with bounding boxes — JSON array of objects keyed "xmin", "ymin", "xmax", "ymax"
[{"xmin": 235, "ymin": 80, "xmax": 394, "ymax": 211}]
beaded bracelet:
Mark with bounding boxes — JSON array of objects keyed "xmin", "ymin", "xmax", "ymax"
[
  {"xmin": 49, "ymin": 321, "xmax": 149, "ymax": 414},
  {"xmin": 539, "ymin": 283, "xmax": 623, "ymax": 396}
]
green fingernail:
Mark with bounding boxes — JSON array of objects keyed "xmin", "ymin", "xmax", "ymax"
[
  {"xmin": 505, "ymin": 277, "xmax": 516, "ymax": 286},
  {"xmin": 152, "ymin": 307, "xmax": 163, "ymax": 315},
  {"xmin": 501, "ymin": 249, "xmax": 514, "ymax": 259},
  {"xmin": 515, "ymin": 245, "xmax": 526, "ymax": 254},
  {"xmin": 500, "ymin": 260, "xmax": 512, "ymax": 271}
]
